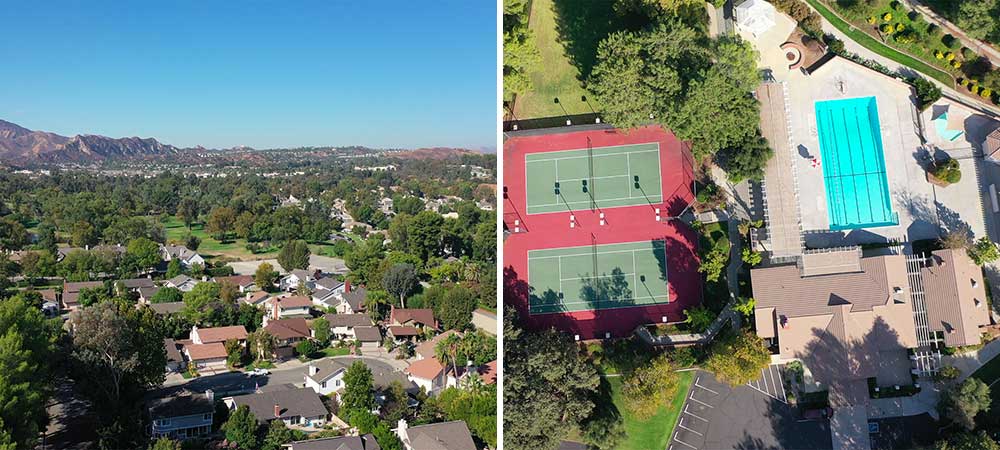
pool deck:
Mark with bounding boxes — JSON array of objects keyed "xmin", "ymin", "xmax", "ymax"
[{"xmin": 786, "ymin": 57, "xmax": 935, "ymax": 246}]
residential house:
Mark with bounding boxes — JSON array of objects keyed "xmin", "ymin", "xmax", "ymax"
[
  {"xmin": 282, "ymin": 434, "xmax": 381, "ymax": 450},
  {"xmin": 280, "ymin": 269, "xmax": 318, "ymax": 292},
  {"xmin": 214, "ymin": 275, "xmax": 256, "ymax": 293},
  {"xmin": 243, "ymin": 290, "xmax": 271, "ymax": 307},
  {"xmin": 148, "ymin": 392, "xmax": 215, "ymax": 439},
  {"xmin": 265, "ymin": 318, "xmax": 312, "ymax": 359},
  {"xmin": 395, "ymin": 419, "xmax": 476, "ymax": 450},
  {"xmin": 353, "ymin": 326, "xmax": 382, "ymax": 349},
  {"xmin": 387, "ymin": 326, "xmax": 421, "ymax": 344},
  {"xmin": 337, "ymin": 285, "xmax": 367, "ymax": 314},
  {"xmin": 164, "ymin": 338, "xmax": 184, "ymax": 372},
  {"xmin": 265, "ymin": 296, "xmax": 314, "ymax": 322},
  {"xmin": 415, "ymin": 330, "xmax": 458, "ymax": 361},
  {"xmin": 35, "ymin": 289, "xmax": 59, "ymax": 317},
  {"xmin": 405, "ymin": 357, "xmax": 448, "ymax": 394},
  {"xmin": 117, "ymin": 277, "xmax": 155, "ymax": 295},
  {"xmin": 481, "ymin": 360, "xmax": 497, "ymax": 385},
  {"xmin": 323, "ymin": 313, "xmax": 373, "ymax": 341},
  {"xmin": 921, "ymin": 249, "xmax": 991, "ymax": 347},
  {"xmin": 190, "ymin": 325, "xmax": 248, "ymax": 345},
  {"xmin": 311, "ymin": 277, "xmax": 346, "ymax": 309},
  {"xmin": 304, "ymin": 358, "xmax": 418, "ymax": 397},
  {"xmin": 138, "ymin": 286, "xmax": 161, "ymax": 303},
  {"xmin": 56, "ymin": 246, "xmax": 85, "ymax": 262},
  {"xmin": 224, "ymin": 387, "xmax": 329, "ymax": 428},
  {"xmin": 165, "ymin": 275, "xmax": 199, "ymax": 292},
  {"xmin": 388, "ymin": 307, "xmax": 437, "ymax": 331},
  {"xmin": 161, "ymin": 245, "xmax": 206, "ymax": 269},
  {"xmin": 471, "ymin": 309, "xmax": 497, "ymax": 335},
  {"xmin": 149, "ymin": 301, "xmax": 185, "ymax": 316},
  {"xmin": 62, "ymin": 281, "xmax": 104, "ymax": 311},
  {"xmin": 183, "ymin": 343, "xmax": 228, "ymax": 370}
]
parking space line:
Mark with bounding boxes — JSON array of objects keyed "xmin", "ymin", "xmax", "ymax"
[
  {"xmin": 772, "ymin": 365, "xmax": 786, "ymax": 402},
  {"xmin": 688, "ymin": 393, "xmax": 714, "ymax": 408},
  {"xmin": 678, "ymin": 418, "xmax": 704, "ymax": 436},
  {"xmin": 760, "ymin": 368, "xmax": 770, "ymax": 395},
  {"xmin": 684, "ymin": 404, "xmax": 709, "ymax": 422},
  {"xmin": 693, "ymin": 379, "xmax": 719, "ymax": 395},
  {"xmin": 672, "ymin": 433, "xmax": 698, "ymax": 449}
]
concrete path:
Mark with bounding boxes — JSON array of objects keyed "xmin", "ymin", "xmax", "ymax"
[
  {"xmin": 903, "ymin": 0, "xmax": 1000, "ymax": 67},
  {"xmin": 866, "ymin": 381, "xmax": 941, "ymax": 420},
  {"xmin": 942, "ymin": 337, "xmax": 1000, "ymax": 381}
]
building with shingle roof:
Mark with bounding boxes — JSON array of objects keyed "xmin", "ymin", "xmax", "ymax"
[
  {"xmin": 283, "ymin": 434, "xmax": 381, "ymax": 450},
  {"xmin": 224, "ymin": 387, "xmax": 328, "ymax": 428},
  {"xmin": 921, "ymin": 249, "xmax": 991, "ymax": 347},
  {"xmin": 395, "ymin": 419, "xmax": 476, "ymax": 450}
]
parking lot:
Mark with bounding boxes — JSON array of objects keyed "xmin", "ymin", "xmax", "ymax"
[{"xmin": 669, "ymin": 368, "xmax": 831, "ymax": 450}]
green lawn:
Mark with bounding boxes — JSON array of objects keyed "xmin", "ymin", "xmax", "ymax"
[
  {"xmin": 160, "ymin": 215, "xmax": 341, "ymax": 262},
  {"xmin": 513, "ymin": 0, "xmax": 614, "ymax": 119},
  {"xmin": 608, "ymin": 371, "xmax": 695, "ymax": 450},
  {"xmin": 805, "ymin": 0, "xmax": 954, "ymax": 85},
  {"xmin": 971, "ymin": 354, "xmax": 1000, "ymax": 388},
  {"xmin": 698, "ymin": 221, "xmax": 731, "ymax": 314}
]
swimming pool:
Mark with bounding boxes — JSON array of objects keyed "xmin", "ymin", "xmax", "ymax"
[{"xmin": 815, "ymin": 96, "xmax": 897, "ymax": 230}]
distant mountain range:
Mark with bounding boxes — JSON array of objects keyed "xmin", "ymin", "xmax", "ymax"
[
  {"xmin": 0, "ymin": 119, "xmax": 490, "ymax": 165},
  {"xmin": 0, "ymin": 120, "xmax": 180, "ymax": 163}
]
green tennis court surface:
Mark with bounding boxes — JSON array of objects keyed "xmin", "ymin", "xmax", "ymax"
[
  {"xmin": 525, "ymin": 143, "xmax": 663, "ymax": 214},
  {"xmin": 527, "ymin": 240, "xmax": 669, "ymax": 314}
]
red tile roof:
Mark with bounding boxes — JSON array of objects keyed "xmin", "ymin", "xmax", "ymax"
[
  {"xmin": 192, "ymin": 325, "xmax": 248, "ymax": 344},
  {"xmin": 278, "ymin": 296, "xmax": 313, "ymax": 309},
  {"xmin": 406, "ymin": 357, "xmax": 444, "ymax": 380},
  {"xmin": 185, "ymin": 342, "xmax": 228, "ymax": 361},
  {"xmin": 388, "ymin": 326, "xmax": 420, "ymax": 337},
  {"xmin": 264, "ymin": 318, "xmax": 311, "ymax": 340},
  {"xmin": 389, "ymin": 307, "xmax": 436, "ymax": 328}
]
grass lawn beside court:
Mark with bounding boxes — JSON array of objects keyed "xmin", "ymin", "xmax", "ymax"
[
  {"xmin": 609, "ymin": 371, "xmax": 694, "ymax": 450},
  {"xmin": 513, "ymin": 0, "xmax": 616, "ymax": 119},
  {"xmin": 804, "ymin": 0, "xmax": 954, "ymax": 86}
]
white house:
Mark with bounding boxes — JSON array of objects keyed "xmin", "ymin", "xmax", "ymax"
[
  {"xmin": 311, "ymin": 278, "xmax": 346, "ymax": 309},
  {"xmin": 183, "ymin": 343, "xmax": 228, "ymax": 370},
  {"xmin": 322, "ymin": 313, "xmax": 373, "ymax": 340},
  {"xmin": 164, "ymin": 275, "xmax": 199, "ymax": 292},
  {"xmin": 160, "ymin": 245, "xmax": 206, "ymax": 269},
  {"xmin": 395, "ymin": 419, "xmax": 476, "ymax": 450},
  {"xmin": 280, "ymin": 269, "xmax": 317, "ymax": 292},
  {"xmin": 405, "ymin": 357, "xmax": 449, "ymax": 394},
  {"xmin": 303, "ymin": 360, "xmax": 350, "ymax": 396}
]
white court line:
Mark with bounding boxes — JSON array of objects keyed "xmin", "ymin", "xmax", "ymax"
[
  {"xmin": 678, "ymin": 418, "xmax": 703, "ymax": 436},
  {"xmin": 672, "ymin": 433, "xmax": 698, "ymax": 449},
  {"xmin": 529, "ymin": 248, "xmax": 647, "ymax": 260},
  {"xmin": 684, "ymin": 405, "xmax": 709, "ymax": 422},
  {"xmin": 535, "ymin": 294, "xmax": 671, "ymax": 307},
  {"xmin": 558, "ymin": 272, "xmax": 639, "ymax": 282},
  {"xmin": 688, "ymin": 393, "xmax": 713, "ymax": 408},
  {"xmin": 694, "ymin": 380, "xmax": 719, "ymax": 395},
  {"xmin": 525, "ymin": 148, "xmax": 659, "ymax": 163},
  {"xmin": 553, "ymin": 174, "xmax": 632, "ymax": 182},
  {"xmin": 528, "ymin": 194, "xmax": 663, "ymax": 208}
]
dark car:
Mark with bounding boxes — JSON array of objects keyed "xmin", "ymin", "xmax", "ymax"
[{"xmin": 801, "ymin": 407, "xmax": 833, "ymax": 421}]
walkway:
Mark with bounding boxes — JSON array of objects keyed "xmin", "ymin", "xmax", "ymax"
[
  {"xmin": 866, "ymin": 382, "xmax": 941, "ymax": 420},
  {"xmin": 903, "ymin": 0, "xmax": 1000, "ymax": 67},
  {"xmin": 942, "ymin": 337, "xmax": 1000, "ymax": 382}
]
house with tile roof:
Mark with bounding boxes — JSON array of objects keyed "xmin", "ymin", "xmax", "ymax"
[
  {"xmin": 183, "ymin": 343, "xmax": 228, "ymax": 370},
  {"xmin": 282, "ymin": 434, "xmax": 381, "ymax": 450},
  {"xmin": 190, "ymin": 325, "xmax": 248, "ymax": 345},
  {"xmin": 394, "ymin": 419, "xmax": 476, "ymax": 450},
  {"xmin": 61, "ymin": 281, "xmax": 104, "ymax": 311},
  {"xmin": 214, "ymin": 275, "xmax": 256, "ymax": 293},
  {"xmin": 322, "ymin": 313, "xmax": 373, "ymax": 340},
  {"xmin": 921, "ymin": 249, "xmax": 991, "ymax": 347}
]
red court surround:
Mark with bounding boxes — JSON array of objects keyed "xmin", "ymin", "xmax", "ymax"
[{"xmin": 503, "ymin": 125, "xmax": 702, "ymax": 339}]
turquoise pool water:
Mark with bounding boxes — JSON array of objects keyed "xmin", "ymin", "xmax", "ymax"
[{"xmin": 815, "ymin": 96, "xmax": 897, "ymax": 230}]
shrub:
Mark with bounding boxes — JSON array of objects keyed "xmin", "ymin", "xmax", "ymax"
[
  {"xmin": 945, "ymin": 51, "xmax": 955, "ymax": 61},
  {"xmin": 968, "ymin": 237, "xmax": 1000, "ymax": 265},
  {"xmin": 927, "ymin": 23, "xmax": 940, "ymax": 36},
  {"xmin": 962, "ymin": 47, "xmax": 976, "ymax": 60},
  {"xmin": 982, "ymin": 89, "xmax": 993, "ymax": 98},
  {"xmin": 943, "ymin": 34, "xmax": 960, "ymax": 49},
  {"xmin": 961, "ymin": 78, "xmax": 970, "ymax": 87},
  {"xmin": 824, "ymin": 34, "xmax": 846, "ymax": 54},
  {"xmin": 881, "ymin": 23, "xmax": 894, "ymax": 33},
  {"xmin": 895, "ymin": 31, "xmax": 916, "ymax": 44},
  {"xmin": 909, "ymin": 76, "xmax": 942, "ymax": 111},
  {"xmin": 953, "ymin": 60, "xmax": 962, "ymax": 69},
  {"xmin": 895, "ymin": 23, "xmax": 905, "ymax": 32},
  {"xmin": 972, "ymin": 85, "xmax": 981, "ymax": 95},
  {"xmin": 867, "ymin": 16, "xmax": 877, "ymax": 24},
  {"xmin": 890, "ymin": 1, "xmax": 902, "ymax": 10},
  {"xmin": 935, "ymin": 50, "xmax": 945, "ymax": 59},
  {"xmin": 883, "ymin": 12, "xmax": 892, "ymax": 21},
  {"xmin": 931, "ymin": 157, "xmax": 962, "ymax": 184}
]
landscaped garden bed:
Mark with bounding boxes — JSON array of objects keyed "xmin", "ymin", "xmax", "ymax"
[{"xmin": 868, "ymin": 375, "xmax": 922, "ymax": 398}]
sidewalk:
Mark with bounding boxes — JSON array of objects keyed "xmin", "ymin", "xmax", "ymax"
[
  {"xmin": 866, "ymin": 381, "xmax": 941, "ymax": 420},
  {"xmin": 942, "ymin": 337, "xmax": 1000, "ymax": 381}
]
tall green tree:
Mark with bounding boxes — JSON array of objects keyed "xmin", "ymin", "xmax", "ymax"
[
  {"xmin": 504, "ymin": 309, "xmax": 600, "ymax": 450},
  {"xmin": 124, "ymin": 237, "xmax": 162, "ymax": 274},
  {"xmin": 705, "ymin": 329, "xmax": 770, "ymax": 385},
  {"xmin": 261, "ymin": 418, "xmax": 305, "ymax": 450},
  {"xmin": 68, "ymin": 302, "xmax": 166, "ymax": 448},
  {"xmin": 622, "ymin": 355, "xmax": 679, "ymax": 419},
  {"xmin": 502, "ymin": 0, "xmax": 540, "ymax": 94},
  {"xmin": 0, "ymin": 295, "xmax": 59, "ymax": 449},
  {"xmin": 206, "ymin": 206, "xmax": 236, "ymax": 241},
  {"xmin": 254, "ymin": 262, "xmax": 278, "ymax": 292},
  {"xmin": 177, "ymin": 198, "xmax": 199, "ymax": 230},
  {"xmin": 935, "ymin": 430, "xmax": 1000, "ymax": 450},
  {"xmin": 222, "ymin": 405, "xmax": 259, "ymax": 450},
  {"xmin": 956, "ymin": 0, "xmax": 997, "ymax": 40},
  {"xmin": 437, "ymin": 285, "xmax": 478, "ymax": 330},
  {"xmin": 941, "ymin": 378, "xmax": 991, "ymax": 430},
  {"xmin": 311, "ymin": 317, "xmax": 330, "ymax": 346},
  {"xmin": 148, "ymin": 437, "xmax": 182, "ymax": 450},
  {"xmin": 341, "ymin": 361, "xmax": 376, "ymax": 419},
  {"xmin": 383, "ymin": 263, "xmax": 418, "ymax": 308},
  {"xmin": 277, "ymin": 239, "xmax": 311, "ymax": 271}
]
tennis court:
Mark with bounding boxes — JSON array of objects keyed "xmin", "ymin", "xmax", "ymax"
[
  {"xmin": 524, "ymin": 142, "xmax": 663, "ymax": 214},
  {"xmin": 527, "ymin": 240, "xmax": 669, "ymax": 314}
]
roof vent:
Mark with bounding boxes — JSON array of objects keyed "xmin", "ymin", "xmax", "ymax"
[
  {"xmin": 972, "ymin": 279, "xmax": 979, "ymax": 288},
  {"xmin": 975, "ymin": 298, "xmax": 983, "ymax": 308},
  {"xmin": 780, "ymin": 315, "xmax": 790, "ymax": 329}
]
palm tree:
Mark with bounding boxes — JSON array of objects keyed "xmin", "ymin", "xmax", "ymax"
[
  {"xmin": 435, "ymin": 333, "xmax": 463, "ymax": 380},
  {"xmin": 249, "ymin": 329, "xmax": 277, "ymax": 362}
]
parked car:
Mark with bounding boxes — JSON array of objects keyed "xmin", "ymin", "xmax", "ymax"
[{"xmin": 247, "ymin": 368, "xmax": 270, "ymax": 376}]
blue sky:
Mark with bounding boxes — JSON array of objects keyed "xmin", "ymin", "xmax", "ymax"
[{"xmin": 0, "ymin": 1, "xmax": 496, "ymax": 150}]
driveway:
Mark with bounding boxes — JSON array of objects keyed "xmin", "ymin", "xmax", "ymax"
[{"xmin": 669, "ymin": 370, "xmax": 831, "ymax": 450}]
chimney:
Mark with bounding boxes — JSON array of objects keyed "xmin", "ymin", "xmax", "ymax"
[
  {"xmin": 273, "ymin": 404, "xmax": 281, "ymax": 418},
  {"xmin": 344, "ymin": 279, "xmax": 351, "ymax": 294},
  {"xmin": 272, "ymin": 300, "xmax": 280, "ymax": 320},
  {"xmin": 205, "ymin": 389, "xmax": 214, "ymax": 401},
  {"xmin": 309, "ymin": 365, "xmax": 319, "ymax": 376}
]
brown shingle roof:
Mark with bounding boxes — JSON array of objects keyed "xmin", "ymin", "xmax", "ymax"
[
  {"xmin": 229, "ymin": 387, "xmax": 328, "ymax": 422},
  {"xmin": 390, "ymin": 307, "xmax": 436, "ymax": 328},
  {"xmin": 323, "ymin": 313, "xmax": 372, "ymax": 328},
  {"xmin": 404, "ymin": 420, "xmax": 476, "ymax": 450},
  {"xmin": 278, "ymin": 296, "xmax": 313, "ymax": 309},
  {"xmin": 64, "ymin": 281, "xmax": 103, "ymax": 293},
  {"xmin": 388, "ymin": 326, "xmax": 420, "ymax": 337},
  {"xmin": 922, "ymin": 249, "xmax": 990, "ymax": 347},
  {"xmin": 215, "ymin": 275, "xmax": 254, "ymax": 287},
  {"xmin": 353, "ymin": 326, "xmax": 381, "ymax": 342},
  {"xmin": 164, "ymin": 338, "xmax": 183, "ymax": 363},
  {"xmin": 264, "ymin": 318, "xmax": 311, "ymax": 340},
  {"xmin": 193, "ymin": 325, "xmax": 248, "ymax": 344},
  {"xmin": 185, "ymin": 342, "xmax": 228, "ymax": 361}
]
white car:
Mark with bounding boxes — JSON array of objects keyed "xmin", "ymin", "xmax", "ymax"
[{"xmin": 248, "ymin": 368, "xmax": 270, "ymax": 376}]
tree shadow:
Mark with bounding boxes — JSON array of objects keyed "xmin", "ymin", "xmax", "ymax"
[
  {"xmin": 551, "ymin": 0, "xmax": 629, "ymax": 81},
  {"xmin": 579, "ymin": 267, "xmax": 636, "ymax": 310}
]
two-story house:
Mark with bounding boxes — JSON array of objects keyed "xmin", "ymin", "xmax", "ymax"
[{"xmin": 148, "ymin": 392, "xmax": 215, "ymax": 440}]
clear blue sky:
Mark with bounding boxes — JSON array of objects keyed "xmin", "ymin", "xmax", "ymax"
[{"xmin": 0, "ymin": 1, "xmax": 496, "ymax": 150}]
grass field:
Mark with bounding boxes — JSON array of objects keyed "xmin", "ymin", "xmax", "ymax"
[
  {"xmin": 805, "ymin": 0, "xmax": 954, "ymax": 85},
  {"xmin": 698, "ymin": 221, "xmax": 731, "ymax": 313},
  {"xmin": 513, "ymin": 0, "xmax": 616, "ymax": 119},
  {"xmin": 524, "ymin": 143, "xmax": 663, "ymax": 214},
  {"xmin": 609, "ymin": 371, "xmax": 695, "ymax": 450},
  {"xmin": 527, "ymin": 240, "xmax": 669, "ymax": 314},
  {"xmin": 161, "ymin": 216, "xmax": 341, "ymax": 262}
]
